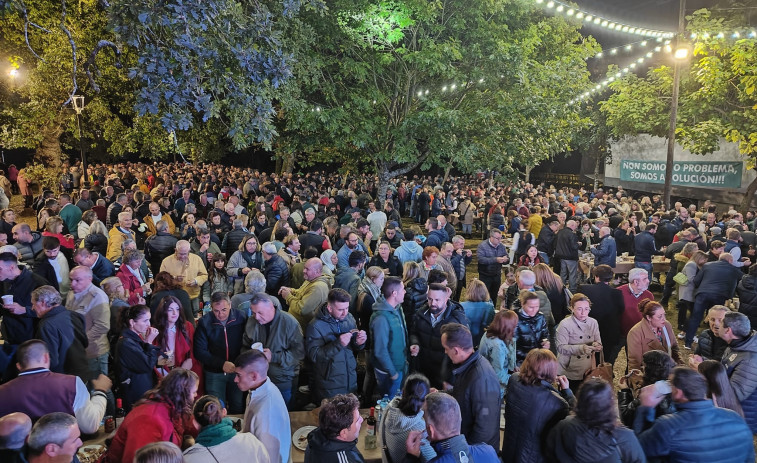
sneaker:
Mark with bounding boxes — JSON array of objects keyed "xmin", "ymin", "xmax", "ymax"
[
  {"xmin": 692, "ymin": 335, "xmax": 699, "ymax": 344},
  {"xmin": 298, "ymin": 385, "xmax": 310, "ymax": 394},
  {"xmin": 683, "ymin": 344, "xmax": 692, "ymax": 350},
  {"xmin": 677, "ymin": 332, "xmax": 686, "ymax": 340}
]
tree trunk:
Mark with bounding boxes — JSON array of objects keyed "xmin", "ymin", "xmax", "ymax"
[
  {"xmin": 443, "ymin": 158, "xmax": 454, "ymax": 184},
  {"xmin": 35, "ymin": 120, "xmax": 64, "ymax": 170},
  {"xmin": 594, "ymin": 154, "xmax": 602, "ymax": 191},
  {"xmin": 739, "ymin": 173, "xmax": 757, "ymax": 214},
  {"xmin": 525, "ymin": 165, "xmax": 533, "ymax": 183},
  {"xmin": 281, "ymin": 151, "xmax": 296, "ymax": 174},
  {"xmin": 274, "ymin": 154, "xmax": 282, "ymax": 175}
]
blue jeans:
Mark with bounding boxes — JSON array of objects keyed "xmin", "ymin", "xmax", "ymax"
[
  {"xmin": 686, "ymin": 293, "xmax": 725, "ymax": 347},
  {"xmin": 462, "ymin": 224, "xmax": 472, "ymax": 235},
  {"xmin": 538, "ymin": 252, "xmax": 550, "ymax": 264},
  {"xmin": 634, "ymin": 262, "xmax": 653, "ymax": 282},
  {"xmin": 205, "ymin": 370, "xmax": 245, "ymax": 414},
  {"xmin": 560, "ymin": 259, "xmax": 579, "ymax": 292},
  {"xmin": 375, "ymin": 369, "xmax": 403, "ymax": 398},
  {"xmin": 273, "ymin": 379, "xmax": 293, "ymax": 410}
]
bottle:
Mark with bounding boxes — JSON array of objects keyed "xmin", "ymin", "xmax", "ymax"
[
  {"xmin": 381, "ymin": 394, "xmax": 390, "ymax": 412},
  {"xmin": 366, "ymin": 407, "xmax": 376, "ymax": 436},
  {"xmin": 114, "ymin": 399, "xmax": 125, "ymax": 428},
  {"xmin": 375, "ymin": 399, "xmax": 383, "ymax": 425}
]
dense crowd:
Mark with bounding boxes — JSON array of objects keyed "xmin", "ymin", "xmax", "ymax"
[{"xmin": 0, "ymin": 160, "xmax": 755, "ymax": 463}]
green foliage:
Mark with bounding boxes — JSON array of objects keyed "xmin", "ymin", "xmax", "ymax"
[{"xmin": 22, "ymin": 162, "xmax": 61, "ymax": 193}]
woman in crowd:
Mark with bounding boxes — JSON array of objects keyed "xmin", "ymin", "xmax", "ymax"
[
  {"xmin": 545, "ymin": 379, "xmax": 645, "ymax": 463},
  {"xmin": 511, "ymin": 220, "xmax": 534, "ymax": 263},
  {"xmin": 153, "ymin": 295, "xmax": 203, "ymax": 386},
  {"xmin": 514, "ymin": 290, "xmax": 550, "ymax": 366},
  {"xmin": 356, "ymin": 266, "xmax": 384, "ymax": 332},
  {"xmin": 555, "ymin": 293, "xmax": 602, "ymax": 392},
  {"xmin": 115, "ymin": 304, "xmax": 162, "ymax": 411},
  {"xmin": 576, "ymin": 219, "xmax": 596, "ymax": 252},
  {"xmin": 368, "ymin": 241, "xmax": 402, "ymax": 277},
  {"xmin": 202, "ymin": 254, "xmax": 233, "ymax": 307},
  {"xmin": 252, "ymin": 211, "xmax": 268, "ymax": 237},
  {"xmin": 502, "ymin": 349, "xmax": 575, "ymax": 463},
  {"xmin": 43, "ymin": 216, "xmax": 74, "ymax": 251},
  {"xmin": 460, "ymin": 279, "xmax": 495, "ymax": 347},
  {"xmin": 150, "ymin": 271, "xmax": 194, "ymax": 322},
  {"xmin": 380, "ymin": 374, "xmax": 436, "ymax": 463},
  {"xmin": 627, "ymin": 299, "xmax": 681, "ymax": 372},
  {"xmin": 36, "ymin": 208, "xmax": 53, "ymax": 233},
  {"xmin": 518, "ymin": 244, "xmax": 544, "ymax": 268},
  {"xmin": 106, "ymin": 369, "xmax": 199, "ymax": 463},
  {"xmin": 319, "ymin": 249, "xmax": 338, "ymax": 284},
  {"xmin": 228, "ymin": 235, "xmax": 263, "ymax": 294},
  {"xmin": 419, "ymin": 246, "xmax": 440, "ymax": 280},
  {"xmin": 613, "ymin": 219, "xmax": 636, "ymax": 256},
  {"xmin": 488, "ymin": 206, "xmax": 505, "ymax": 231},
  {"xmin": 83, "ymin": 219, "xmax": 109, "ymax": 255},
  {"xmin": 618, "ymin": 350, "xmax": 676, "ymax": 427},
  {"xmin": 402, "ymin": 261, "xmax": 428, "ymax": 330},
  {"xmin": 180, "ymin": 213, "xmax": 197, "ymax": 241},
  {"xmin": 116, "ymin": 249, "xmax": 151, "ymax": 305},
  {"xmin": 532, "ymin": 263, "xmax": 568, "ymax": 323},
  {"xmin": 183, "ymin": 395, "xmax": 270, "ymax": 463},
  {"xmin": 123, "ymin": 205, "xmax": 148, "ymax": 248},
  {"xmin": 479, "ymin": 310, "xmax": 518, "ymax": 398},
  {"xmin": 677, "ymin": 248, "xmax": 708, "ymax": 339},
  {"xmin": 698, "ymin": 359, "xmax": 744, "ymax": 417},
  {"xmin": 101, "ymin": 276, "xmax": 131, "ymax": 349}
]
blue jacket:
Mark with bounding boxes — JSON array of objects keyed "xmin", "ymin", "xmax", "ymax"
[
  {"xmin": 723, "ymin": 331, "xmax": 757, "ymax": 433},
  {"xmin": 590, "ymin": 235, "xmax": 617, "ymax": 268},
  {"xmin": 193, "ymin": 308, "xmax": 247, "ymax": 373},
  {"xmin": 394, "ymin": 240, "xmax": 423, "ymax": 264},
  {"xmin": 636, "ymin": 400, "xmax": 754, "ymax": 462},
  {"xmin": 634, "ymin": 231, "xmax": 661, "ymax": 263},
  {"xmin": 370, "ymin": 299, "xmax": 407, "ymax": 377},
  {"xmin": 428, "ymin": 435, "xmax": 498, "ymax": 463},
  {"xmin": 460, "ymin": 301, "xmax": 495, "ymax": 347},
  {"xmin": 425, "ymin": 229, "xmax": 448, "ymax": 250},
  {"xmin": 693, "ymin": 260, "xmax": 744, "ymax": 299}
]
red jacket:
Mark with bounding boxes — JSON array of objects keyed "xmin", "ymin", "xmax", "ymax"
[
  {"xmin": 116, "ymin": 265, "xmax": 146, "ymax": 305},
  {"xmin": 106, "ymin": 401, "xmax": 186, "ymax": 463},
  {"xmin": 152, "ymin": 321, "xmax": 204, "ymax": 394}
]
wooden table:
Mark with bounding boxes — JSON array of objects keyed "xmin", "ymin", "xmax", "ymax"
[
  {"xmin": 290, "ymin": 408, "xmax": 381, "ymax": 463},
  {"xmin": 579, "ymin": 256, "xmax": 671, "ymax": 280}
]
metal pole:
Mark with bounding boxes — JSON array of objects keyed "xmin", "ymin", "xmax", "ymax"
[
  {"xmin": 76, "ymin": 112, "xmax": 89, "ymax": 189},
  {"xmin": 663, "ymin": 0, "xmax": 686, "ymax": 210}
]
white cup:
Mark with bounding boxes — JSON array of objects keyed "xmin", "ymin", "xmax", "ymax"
[
  {"xmin": 251, "ymin": 342, "xmax": 263, "ymax": 352},
  {"xmin": 2, "ymin": 295, "xmax": 13, "ymax": 305}
]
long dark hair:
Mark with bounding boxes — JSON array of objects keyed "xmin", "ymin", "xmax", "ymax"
[
  {"xmin": 574, "ymin": 378, "xmax": 619, "ymax": 432},
  {"xmin": 397, "ymin": 374, "xmax": 430, "ymax": 417},
  {"xmin": 135, "ymin": 368, "xmax": 198, "ymax": 422},
  {"xmin": 207, "ymin": 254, "xmax": 228, "ymax": 281},
  {"xmin": 642, "ymin": 350, "xmax": 676, "ymax": 386},
  {"xmin": 153, "ymin": 296, "xmax": 190, "ymax": 350},
  {"xmin": 698, "ymin": 360, "xmax": 745, "ymax": 417}
]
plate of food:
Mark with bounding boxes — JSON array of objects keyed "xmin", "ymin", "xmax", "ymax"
[
  {"xmin": 77, "ymin": 444, "xmax": 106, "ymax": 463},
  {"xmin": 292, "ymin": 425, "xmax": 317, "ymax": 451}
]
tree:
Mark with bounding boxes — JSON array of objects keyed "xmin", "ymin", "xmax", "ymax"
[
  {"xmin": 601, "ymin": 8, "xmax": 757, "ymax": 211},
  {"xmin": 277, "ymin": 0, "xmax": 598, "ymax": 196},
  {"xmin": 572, "ymin": 102, "xmax": 614, "ymax": 190}
]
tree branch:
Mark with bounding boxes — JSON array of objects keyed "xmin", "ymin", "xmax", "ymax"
[
  {"xmin": 59, "ymin": 0, "xmax": 79, "ymax": 107},
  {"xmin": 21, "ymin": 3, "xmax": 51, "ymax": 62},
  {"xmin": 85, "ymin": 40, "xmax": 123, "ymax": 93}
]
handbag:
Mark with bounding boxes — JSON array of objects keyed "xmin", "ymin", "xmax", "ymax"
[
  {"xmin": 672, "ymin": 272, "xmax": 688, "ymax": 285},
  {"xmin": 584, "ymin": 350, "xmax": 613, "ymax": 382}
]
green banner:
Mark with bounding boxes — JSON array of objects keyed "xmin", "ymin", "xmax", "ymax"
[{"xmin": 619, "ymin": 159, "xmax": 743, "ymax": 188}]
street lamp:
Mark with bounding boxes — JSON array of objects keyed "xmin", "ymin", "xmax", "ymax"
[
  {"xmin": 71, "ymin": 95, "xmax": 89, "ymax": 188},
  {"xmin": 662, "ymin": 0, "xmax": 688, "ymax": 210}
]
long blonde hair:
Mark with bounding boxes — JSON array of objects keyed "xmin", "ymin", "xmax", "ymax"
[{"xmin": 533, "ymin": 263, "xmax": 563, "ymax": 293}]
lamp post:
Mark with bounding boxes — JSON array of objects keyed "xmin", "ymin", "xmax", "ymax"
[
  {"xmin": 662, "ymin": 0, "xmax": 688, "ymax": 210},
  {"xmin": 71, "ymin": 95, "xmax": 89, "ymax": 189}
]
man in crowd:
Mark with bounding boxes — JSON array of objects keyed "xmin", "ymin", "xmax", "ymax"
[
  {"xmin": 190, "ymin": 227, "xmax": 222, "ymax": 268},
  {"xmin": 0, "ymin": 340, "xmax": 110, "ymax": 434},
  {"xmin": 27, "ymin": 413, "xmax": 82, "ymax": 463},
  {"xmin": 719, "ymin": 312, "xmax": 757, "ymax": 434},
  {"xmin": 370, "ymin": 277, "xmax": 408, "ymax": 398},
  {"xmin": 105, "ymin": 193, "xmax": 127, "ymax": 229},
  {"xmin": 618, "ymin": 267, "xmax": 654, "ymax": 342},
  {"xmin": 143, "ymin": 220, "xmax": 178, "ymax": 272},
  {"xmin": 160, "ymin": 240, "xmax": 208, "ymax": 317},
  {"xmin": 450, "ymin": 235, "xmax": 473, "ymax": 301},
  {"xmin": 437, "ymin": 242, "xmax": 458, "ymax": 298},
  {"xmin": 554, "ymin": 219, "xmax": 580, "ymax": 292},
  {"xmin": 441, "ymin": 323, "xmax": 501, "ymax": 449},
  {"xmin": 590, "ymin": 226, "xmax": 617, "ymax": 268},
  {"xmin": 336, "ymin": 232, "xmax": 369, "ymax": 270},
  {"xmin": 261, "ymin": 242, "xmax": 290, "ymax": 306},
  {"xmin": 476, "ymin": 229, "xmax": 509, "ymax": 301},
  {"xmin": 633, "ymin": 223, "xmax": 663, "ymax": 282},
  {"xmin": 305, "ymin": 393, "xmax": 364, "ymax": 463},
  {"xmin": 280, "ymin": 258, "xmax": 331, "ymax": 330},
  {"xmin": 410, "ymin": 283, "xmax": 469, "ymax": 388},
  {"xmin": 635, "ymin": 367, "xmax": 753, "ymax": 460},
  {"xmin": 234, "ymin": 349, "xmax": 291, "ymax": 463},
  {"xmin": 0, "ymin": 252, "xmax": 50, "ymax": 346},
  {"xmin": 306, "ymin": 289, "xmax": 366, "ymax": 404},
  {"xmin": 58, "ymin": 194, "xmax": 82, "ymax": 240},
  {"xmin": 536, "ymin": 217, "xmax": 560, "ymax": 264},
  {"xmin": 686, "ymin": 253, "xmax": 744, "ymax": 349},
  {"xmin": 0, "ymin": 412, "xmax": 31, "ymax": 463},
  {"xmin": 34, "ymin": 237, "xmax": 71, "ymax": 298},
  {"xmin": 424, "ymin": 218, "xmax": 447, "ymax": 250},
  {"xmin": 242, "ymin": 293, "xmax": 304, "ymax": 408},
  {"xmin": 65, "ymin": 266, "xmax": 111, "ymax": 387},
  {"xmin": 366, "ymin": 201, "xmax": 387, "ymax": 252},
  {"xmin": 405, "ymin": 392, "xmax": 498, "ymax": 462},
  {"xmin": 334, "ymin": 251, "xmax": 365, "ymax": 312},
  {"xmin": 106, "ymin": 211, "xmax": 135, "ymax": 261},
  {"xmin": 12, "ymin": 223, "xmax": 43, "ymax": 269},
  {"xmin": 72, "ymin": 248, "xmax": 114, "ymax": 287},
  {"xmin": 577, "ymin": 265, "xmax": 625, "ymax": 364}
]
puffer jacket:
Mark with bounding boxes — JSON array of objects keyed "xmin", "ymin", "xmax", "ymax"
[
  {"xmin": 83, "ymin": 232, "xmax": 108, "ymax": 255},
  {"xmin": 502, "ymin": 374, "xmax": 575, "ymax": 463},
  {"xmin": 450, "ymin": 351, "xmax": 502, "ymax": 449},
  {"xmin": 262, "ymin": 253, "xmax": 290, "ymax": 298},
  {"xmin": 545, "ymin": 416, "xmax": 646, "ymax": 463},
  {"xmin": 403, "ymin": 277, "xmax": 428, "ymax": 331},
  {"xmin": 618, "ymin": 387, "xmax": 675, "ymax": 429},
  {"xmin": 694, "ymin": 328, "xmax": 728, "ymax": 360},
  {"xmin": 13, "ymin": 232, "xmax": 44, "ymax": 268},
  {"xmin": 722, "ymin": 331, "xmax": 757, "ymax": 433},
  {"xmin": 222, "ymin": 228, "xmax": 252, "ymax": 259},
  {"xmin": 409, "ymin": 301, "xmax": 469, "ymax": 388},
  {"xmin": 305, "ymin": 427, "xmax": 365, "ymax": 463},
  {"xmin": 305, "ymin": 303, "xmax": 364, "ymax": 402},
  {"xmin": 193, "ymin": 308, "xmax": 247, "ymax": 373},
  {"xmin": 430, "ymin": 435, "xmax": 499, "ymax": 463},
  {"xmin": 736, "ymin": 274, "xmax": 757, "ymax": 326},
  {"xmin": 424, "ymin": 229, "xmax": 448, "ymax": 250},
  {"xmin": 515, "ymin": 309, "xmax": 549, "ymax": 365}
]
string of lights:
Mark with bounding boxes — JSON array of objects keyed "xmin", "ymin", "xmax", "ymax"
[
  {"xmin": 534, "ymin": 0, "xmax": 675, "ymax": 39},
  {"xmin": 592, "ymin": 37, "xmax": 666, "ymax": 59}
]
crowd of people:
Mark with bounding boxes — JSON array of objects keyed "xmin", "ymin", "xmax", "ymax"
[{"xmin": 0, "ymin": 160, "xmax": 755, "ymax": 463}]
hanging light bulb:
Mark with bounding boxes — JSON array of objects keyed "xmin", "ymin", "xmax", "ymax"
[
  {"xmin": 555, "ymin": 4, "xmax": 564, "ymax": 12},
  {"xmin": 566, "ymin": 8, "xmax": 574, "ymax": 15}
]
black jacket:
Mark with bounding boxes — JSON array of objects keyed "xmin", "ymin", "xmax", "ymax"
[
  {"xmin": 305, "ymin": 427, "xmax": 365, "ymax": 463},
  {"xmin": 221, "ymin": 228, "xmax": 252, "ymax": 259},
  {"xmin": 694, "ymin": 328, "xmax": 728, "ymax": 361},
  {"xmin": 634, "ymin": 231, "xmax": 662, "ymax": 263},
  {"xmin": 115, "ymin": 329, "xmax": 161, "ymax": 411},
  {"xmin": 614, "ymin": 228, "xmax": 635, "ymax": 256},
  {"xmin": 403, "ymin": 277, "xmax": 428, "ymax": 332},
  {"xmin": 577, "ymin": 283, "xmax": 625, "ymax": 359},
  {"xmin": 545, "ymin": 416, "xmax": 646, "ymax": 463},
  {"xmin": 305, "ymin": 304, "xmax": 363, "ymax": 402},
  {"xmin": 502, "ymin": 374, "xmax": 575, "ymax": 463},
  {"xmin": 144, "ymin": 232, "xmax": 179, "ymax": 272},
  {"xmin": 1, "ymin": 268, "xmax": 50, "ymax": 345},
  {"xmin": 737, "ymin": 274, "xmax": 757, "ymax": 326},
  {"xmin": 410, "ymin": 301, "xmax": 469, "ymax": 388},
  {"xmin": 450, "ymin": 351, "xmax": 502, "ymax": 449},
  {"xmin": 694, "ymin": 260, "xmax": 744, "ymax": 299},
  {"xmin": 36, "ymin": 305, "xmax": 89, "ymax": 379},
  {"xmin": 193, "ymin": 308, "xmax": 247, "ymax": 373},
  {"xmin": 553, "ymin": 227, "xmax": 579, "ymax": 260},
  {"xmin": 515, "ymin": 309, "xmax": 549, "ymax": 365},
  {"xmin": 368, "ymin": 254, "xmax": 402, "ymax": 277},
  {"xmin": 536, "ymin": 225, "xmax": 556, "ymax": 257},
  {"xmin": 84, "ymin": 233, "xmax": 109, "ymax": 256},
  {"xmin": 33, "ymin": 256, "xmax": 65, "ymax": 292},
  {"xmin": 263, "ymin": 254, "xmax": 290, "ymax": 300}
]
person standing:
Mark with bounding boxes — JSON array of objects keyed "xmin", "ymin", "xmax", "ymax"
[
  {"xmin": 719, "ymin": 312, "xmax": 757, "ymax": 434},
  {"xmin": 555, "ymin": 293, "xmax": 602, "ymax": 392},
  {"xmin": 554, "ymin": 220, "xmax": 580, "ymax": 292},
  {"xmin": 370, "ymin": 277, "xmax": 408, "ymax": 398},
  {"xmin": 577, "ymin": 265, "xmax": 625, "ymax": 364},
  {"xmin": 476, "ymin": 229, "xmax": 509, "ymax": 302},
  {"xmin": 160, "ymin": 240, "xmax": 209, "ymax": 318}
]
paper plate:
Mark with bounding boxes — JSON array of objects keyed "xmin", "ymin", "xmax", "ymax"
[{"xmin": 292, "ymin": 425, "xmax": 317, "ymax": 451}]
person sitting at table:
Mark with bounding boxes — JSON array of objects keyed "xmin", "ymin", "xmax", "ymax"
[
  {"xmin": 234, "ymin": 349, "xmax": 291, "ymax": 463},
  {"xmin": 106, "ymin": 369, "xmax": 199, "ymax": 463},
  {"xmin": 183, "ymin": 395, "xmax": 270, "ymax": 463},
  {"xmin": 0, "ymin": 412, "xmax": 31, "ymax": 463},
  {"xmin": 305, "ymin": 393, "xmax": 365, "ymax": 463},
  {"xmin": 135, "ymin": 442, "xmax": 185, "ymax": 463},
  {"xmin": 626, "ymin": 299, "xmax": 682, "ymax": 372}
]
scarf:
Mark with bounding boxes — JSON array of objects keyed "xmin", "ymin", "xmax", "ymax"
[
  {"xmin": 195, "ymin": 418, "xmax": 237, "ymax": 447},
  {"xmin": 359, "ymin": 276, "xmax": 382, "ymax": 303}
]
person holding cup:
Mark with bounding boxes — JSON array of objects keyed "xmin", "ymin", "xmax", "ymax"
[
  {"xmin": 152, "ymin": 295, "xmax": 203, "ymax": 391},
  {"xmin": 115, "ymin": 304, "xmax": 161, "ymax": 411}
]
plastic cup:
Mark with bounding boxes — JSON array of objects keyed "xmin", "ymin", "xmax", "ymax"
[{"xmin": 2, "ymin": 295, "xmax": 13, "ymax": 305}]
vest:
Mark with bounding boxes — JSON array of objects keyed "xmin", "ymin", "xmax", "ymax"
[{"xmin": 0, "ymin": 369, "xmax": 76, "ymax": 421}]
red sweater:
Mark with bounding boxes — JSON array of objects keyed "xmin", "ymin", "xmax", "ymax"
[
  {"xmin": 106, "ymin": 402, "xmax": 184, "ymax": 463},
  {"xmin": 618, "ymin": 284, "xmax": 654, "ymax": 336}
]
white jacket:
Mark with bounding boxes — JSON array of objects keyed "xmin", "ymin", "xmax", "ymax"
[{"xmin": 184, "ymin": 432, "xmax": 270, "ymax": 463}]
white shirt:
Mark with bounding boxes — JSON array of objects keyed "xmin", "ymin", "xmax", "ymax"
[{"xmin": 242, "ymin": 378, "xmax": 292, "ymax": 463}]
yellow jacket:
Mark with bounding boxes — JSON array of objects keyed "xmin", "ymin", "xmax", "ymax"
[
  {"xmin": 159, "ymin": 253, "xmax": 208, "ymax": 300},
  {"xmin": 143, "ymin": 214, "xmax": 176, "ymax": 238},
  {"xmin": 285, "ymin": 274, "xmax": 331, "ymax": 331},
  {"xmin": 106, "ymin": 226, "xmax": 135, "ymax": 261}
]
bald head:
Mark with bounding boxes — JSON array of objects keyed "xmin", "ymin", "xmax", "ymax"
[
  {"xmin": 303, "ymin": 258, "xmax": 323, "ymax": 281},
  {"xmin": 0, "ymin": 413, "xmax": 32, "ymax": 450}
]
